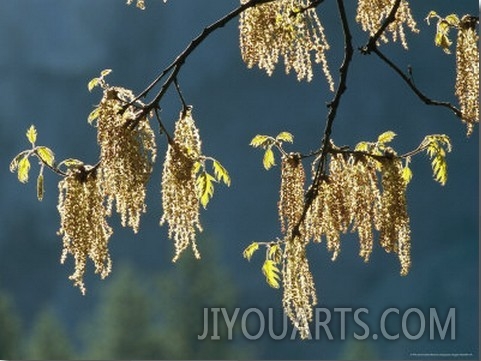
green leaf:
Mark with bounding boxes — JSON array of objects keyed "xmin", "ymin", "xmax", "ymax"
[
  {"xmin": 422, "ymin": 135, "xmax": 452, "ymax": 186},
  {"xmin": 268, "ymin": 244, "xmax": 282, "ymax": 263},
  {"xmin": 87, "ymin": 107, "xmax": 100, "ymax": 124},
  {"xmin": 26, "ymin": 125, "xmax": 37, "ymax": 146},
  {"xmin": 212, "ymin": 160, "xmax": 231, "ymax": 186},
  {"xmin": 354, "ymin": 141, "xmax": 369, "ymax": 152},
  {"xmin": 196, "ymin": 171, "xmax": 216, "ymax": 209},
  {"xmin": 58, "ymin": 158, "xmax": 84, "ymax": 171},
  {"xmin": 36, "ymin": 147, "xmax": 55, "ymax": 167},
  {"xmin": 9, "ymin": 151, "xmax": 30, "ymax": 173},
  {"xmin": 445, "ymin": 14, "xmax": 460, "ymax": 26},
  {"xmin": 193, "ymin": 161, "xmax": 202, "ymax": 175},
  {"xmin": 17, "ymin": 156, "xmax": 31, "ymax": 183},
  {"xmin": 88, "ymin": 77, "xmax": 99, "ymax": 92},
  {"xmin": 377, "ymin": 131, "xmax": 396, "ymax": 144},
  {"xmin": 100, "ymin": 69, "xmax": 112, "ymax": 77},
  {"xmin": 425, "ymin": 11, "xmax": 439, "ymax": 25},
  {"xmin": 276, "ymin": 131, "xmax": 294, "ymax": 143},
  {"xmin": 242, "ymin": 242, "xmax": 259, "ymax": 261},
  {"xmin": 435, "ymin": 21, "xmax": 453, "ymax": 54},
  {"xmin": 402, "ymin": 166, "xmax": 413, "ymax": 185},
  {"xmin": 262, "ymin": 260, "xmax": 280, "ymax": 289},
  {"xmin": 250, "ymin": 135, "xmax": 271, "ymax": 148},
  {"xmin": 37, "ymin": 173, "xmax": 44, "ymax": 201},
  {"xmin": 263, "ymin": 147, "xmax": 275, "ymax": 170}
]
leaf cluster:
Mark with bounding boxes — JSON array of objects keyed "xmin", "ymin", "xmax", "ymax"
[
  {"xmin": 195, "ymin": 158, "xmax": 231, "ymax": 209},
  {"xmin": 9, "ymin": 125, "xmax": 55, "ymax": 201},
  {"xmin": 250, "ymin": 132, "xmax": 293, "ymax": 170}
]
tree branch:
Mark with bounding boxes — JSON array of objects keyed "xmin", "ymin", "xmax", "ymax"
[
  {"xmin": 372, "ymin": 47, "xmax": 462, "ymax": 118},
  {"xmin": 291, "ymin": 0, "xmax": 353, "ymax": 238},
  {"xmin": 133, "ymin": 0, "xmax": 276, "ymax": 112}
]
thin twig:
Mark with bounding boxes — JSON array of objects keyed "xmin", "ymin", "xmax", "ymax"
[
  {"xmin": 154, "ymin": 108, "xmax": 175, "ymax": 146},
  {"xmin": 372, "ymin": 47, "xmax": 462, "ymax": 118},
  {"xmin": 290, "ymin": 0, "xmax": 354, "ymax": 238},
  {"xmin": 173, "ymin": 78, "xmax": 189, "ymax": 116},
  {"xmin": 135, "ymin": 0, "xmax": 276, "ymax": 112}
]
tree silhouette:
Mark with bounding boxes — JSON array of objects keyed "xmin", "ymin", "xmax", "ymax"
[
  {"xmin": 8, "ymin": 0, "xmax": 478, "ymax": 338},
  {"xmin": 25, "ymin": 307, "xmax": 73, "ymax": 360},
  {"xmin": 0, "ymin": 291, "xmax": 21, "ymax": 359}
]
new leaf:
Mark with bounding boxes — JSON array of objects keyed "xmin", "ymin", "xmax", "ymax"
[
  {"xmin": 243, "ymin": 242, "xmax": 259, "ymax": 261},
  {"xmin": 377, "ymin": 131, "xmax": 396, "ymax": 144},
  {"xmin": 262, "ymin": 260, "xmax": 280, "ymax": 289},
  {"xmin": 276, "ymin": 131, "xmax": 294, "ymax": 143},
  {"xmin": 250, "ymin": 134, "xmax": 271, "ymax": 148},
  {"xmin": 17, "ymin": 157, "xmax": 31, "ymax": 184},
  {"xmin": 36, "ymin": 147, "xmax": 55, "ymax": 168},
  {"xmin": 26, "ymin": 125, "xmax": 37, "ymax": 146},
  {"xmin": 196, "ymin": 171, "xmax": 216, "ymax": 208},
  {"xmin": 212, "ymin": 160, "xmax": 231, "ymax": 186}
]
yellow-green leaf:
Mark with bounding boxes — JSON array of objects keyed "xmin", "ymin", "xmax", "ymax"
[
  {"xmin": 88, "ymin": 107, "xmax": 100, "ymax": 124},
  {"xmin": 58, "ymin": 158, "xmax": 84, "ymax": 170},
  {"xmin": 276, "ymin": 131, "xmax": 294, "ymax": 143},
  {"xmin": 100, "ymin": 69, "xmax": 112, "ymax": 77},
  {"xmin": 263, "ymin": 147, "xmax": 275, "ymax": 170},
  {"xmin": 37, "ymin": 173, "xmax": 44, "ymax": 201},
  {"xmin": 431, "ymin": 155, "xmax": 448, "ymax": 185},
  {"xmin": 268, "ymin": 244, "xmax": 282, "ymax": 264},
  {"xmin": 250, "ymin": 134, "xmax": 270, "ymax": 148},
  {"xmin": 402, "ymin": 166, "xmax": 413, "ymax": 185},
  {"xmin": 377, "ymin": 131, "xmax": 396, "ymax": 144},
  {"xmin": 88, "ymin": 77, "xmax": 99, "ymax": 92},
  {"xmin": 196, "ymin": 171, "xmax": 216, "ymax": 209},
  {"xmin": 212, "ymin": 160, "xmax": 231, "ymax": 186},
  {"xmin": 36, "ymin": 147, "xmax": 55, "ymax": 167},
  {"xmin": 193, "ymin": 161, "xmax": 202, "ymax": 175},
  {"xmin": 425, "ymin": 11, "xmax": 438, "ymax": 25},
  {"xmin": 17, "ymin": 157, "xmax": 31, "ymax": 183},
  {"xmin": 10, "ymin": 151, "xmax": 29, "ymax": 173},
  {"xmin": 242, "ymin": 242, "xmax": 259, "ymax": 261},
  {"xmin": 422, "ymin": 135, "xmax": 451, "ymax": 186},
  {"xmin": 445, "ymin": 14, "xmax": 460, "ymax": 26},
  {"xmin": 262, "ymin": 260, "xmax": 280, "ymax": 289},
  {"xmin": 354, "ymin": 141, "xmax": 369, "ymax": 152},
  {"xmin": 26, "ymin": 125, "xmax": 37, "ymax": 145},
  {"xmin": 435, "ymin": 21, "xmax": 453, "ymax": 53}
]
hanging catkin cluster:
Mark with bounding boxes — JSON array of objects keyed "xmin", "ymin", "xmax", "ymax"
[
  {"xmin": 273, "ymin": 150, "xmax": 411, "ymax": 338},
  {"xmin": 279, "ymin": 154, "xmax": 305, "ymax": 234},
  {"xmin": 455, "ymin": 16, "xmax": 479, "ymax": 136},
  {"xmin": 282, "ymin": 234, "xmax": 317, "ymax": 339},
  {"xmin": 160, "ymin": 110, "xmax": 203, "ymax": 261},
  {"xmin": 356, "ymin": 0, "xmax": 418, "ymax": 49},
  {"xmin": 95, "ymin": 87, "xmax": 157, "ymax": 233},
  {"xmin": 239, "ymin": 0, "xmax": 334, "ymax": 88},
  {"xmin": 302, "ymin": 153, "xmax": 409, "ymax": 273},
  {"xmin": 58, "ymin": 169, "xmax": 113, "ymax": 295},
  {"xmin": 377, "ymin": 158, "xmax": 411, "ymax": 275}
]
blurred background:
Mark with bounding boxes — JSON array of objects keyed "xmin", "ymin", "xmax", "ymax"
[{"xmin": 0, "ymin": 0, "xmax": 478, "ymax": 359}]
